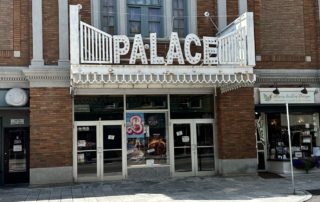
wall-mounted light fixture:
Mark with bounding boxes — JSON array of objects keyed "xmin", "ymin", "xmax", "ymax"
[
  {"xmin": 204, "ymin": 11, "xmax": 219, "ymax": 31},
  {"xmin": 272, "ymin": 84, "xmax": 280, "ymax": 95},
  {"xmin": 301, "ymin": 85, "xmax": 308, "ymax": 94}
]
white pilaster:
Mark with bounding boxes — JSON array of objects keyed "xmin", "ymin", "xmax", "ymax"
[
  {"xmin": 164, "ymin": 0, "xmax": 172, "ymax": 37},
  {"xmin": 238, "ymin": 0, "xmax": 248, "ymax": 15},
  {"xmin": 70, "ymin": 5, "xmax": 81, "ymax": 65},
  {"xmin": 30, "ymin": 0, "xmax": 44, "ymax": 68},
  {"xmin": 118, "ymin": 0, "xmax": 127, "ymax": 35},
  {"xmin": 217, "ymin": 0, "xmax": 227, "ymax": 31},
  {"xmin": 91, "ymin": 0, "xmax": 100, "ymax": 28},
  {"xmin": 58, "ymin": 0, "xmax": 70, "ymax": 68},
  {"xmin": 189, "ymin": 0, "xmax": 197, "ymax": 34}
]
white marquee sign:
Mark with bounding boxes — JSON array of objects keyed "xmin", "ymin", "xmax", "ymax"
[{"xmin": 112, "ymin": 32, "xmax": 217, "ymax": 65}]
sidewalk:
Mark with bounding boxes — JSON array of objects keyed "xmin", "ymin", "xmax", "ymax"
[{"xmin": 0, "ymin": 174, "xmax": 319, "ymax": 202}]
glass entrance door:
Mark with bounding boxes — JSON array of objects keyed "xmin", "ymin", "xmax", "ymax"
[
  {"xmin": 170, "ymin": 119, "xmax": 215, "ymax": 176},
  {"xmin": 4, "ymin": 127, "xmax": 29, "ymax": 184},
  {"xmin": 76, "ymin": 123, "xmax": 98, "ymax": 181},
  {"xmin": 74, "ymin": 121, "xmax": 124, "ymax": 182},
  {"xmin": 102, "ymin": 123, "xmax": 124, "ymax": 179}
]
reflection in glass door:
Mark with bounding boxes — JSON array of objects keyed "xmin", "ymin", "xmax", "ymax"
[
  {"xmin": 171, "ymin": 120, "xmax": 215, "ymax": 176},
  {"xmin": 196, "ymin": 123, "xmax": 214, "ymax": 174},
  {"xmin": 76, "ymin": 125, "xmax": 98, "ymax": 180},
  {"xmin": 102, "ymin": 125, "xmax": 123, "ymax": 178},
  {"xmin": 173, "ymin": 123, "xmax": 192, "ymax": 174},
  {"xmin": 4, "ymin": 127, "xmax": 29, "ymax": 184}
]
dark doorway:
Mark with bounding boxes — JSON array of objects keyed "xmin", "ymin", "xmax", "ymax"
[{"xmin": 4, "ymin": 127, "xmax": 29, "ymax": 184}]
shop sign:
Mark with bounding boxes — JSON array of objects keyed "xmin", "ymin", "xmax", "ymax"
[{"xmin": 259, "ymin": 88, "xmax": 316, "ymax": 104}]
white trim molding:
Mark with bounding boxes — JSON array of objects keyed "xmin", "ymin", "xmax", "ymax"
[
  {"xmin": 238, "ymin": 0, "xmax": 248, "ymax": 15},
  {"xmin": 30, "ymin": 0, "xmax": 44, "ymax": 68},
  {"xmin": 188, "ymin": 0, "xmax": 197, "ymax": 34},
  {"xmin": 71, "ymin": 65, "xmax": 255, "ymax": 93},
  {"xmin": 254, "ymin": 69, "xmax": 320, "ymax": 86},
  {"xmin": 118, "ymin": 0, "xmax": 127, "ymax": 35},
  {"xmin": 58, "ymin": 0, "xmax": 70, "ymax": 68},
  {"xmin": 91, "ymin": 0, "xmax": 100, "ymax": 28},
  {"xmin": 217, "ymin": 0, "xmax": 227, "ymax": 31},
  {"xmin": 23, "ymin": 68, "xmax": 70, "ymax": 88},
  {"xmin": 0, "ymin": 67, "xmax": 29, "ymax": 88}
]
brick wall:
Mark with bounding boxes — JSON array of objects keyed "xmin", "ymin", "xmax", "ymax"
[
  {"xmin": 261, "ymin": 0, "xmax": 305, "ymax": 56},
  {"xmin": 43, "ymin": 0, "xmax": 59, "ymax": 65},
  {"xmin": 0, "ymin": 0, "xmax": 14, "ymax": 50},
  {"xmin": 226, "ymin": 0, "xmax": 238, "ymax": 24},
  {"xmin": 249, "ymin": 0, "xmax": 320, "ymax": 69},
  {"xmin": 30, "ymin": 88, "xmax": 72, "ymax": 168},
  {"xmin": 69, "ymin": 0, "xmax": 91, "ymax": 24},
  {"xmin": 0, "ymin": 0, "xmax": 31, "ymax": 66},
  {"xmin": 217, "ymin": 87, "xmax": 256, "ymax": 159},
  {"xmin": 197, "ymin": 0, "xmax": 217, "ymax": 37}
]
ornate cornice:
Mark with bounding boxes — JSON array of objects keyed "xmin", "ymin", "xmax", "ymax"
[
  {"xmin": 0, "ymin": 67, "xmax": 70, "ymax": 88},
  {"xmin": 0, "ymin": 67, "xmax": 27, "ymax": 82},
  {"xmin": 23, "ymin": 68, "xmax": 70, "ymax": 87},
  {"xmin": 254, "ymin": 69, "xmax": 320, "ymax": 86}
]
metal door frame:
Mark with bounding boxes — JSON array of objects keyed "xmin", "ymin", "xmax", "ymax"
[
  {"xmin": 73, "ymin": 120, "xmax": 125, "ymax": 182},
  {"xmin": 169, "ymin": 119, "xmax": 215, "ymax": 177}
]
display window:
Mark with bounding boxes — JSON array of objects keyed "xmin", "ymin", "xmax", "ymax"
[
  {"xmin": 267, "ymin": 113, "xmax": 320, "ymax": 160},
  {"xmin": 127, "ymin": 112, "xmax": 168, "ymax": 166},
  {"xmin": 170, "ymin": 95, "xmax": 214, "ymax": 119},
  {"xmin": 74, "ymin": 95, "xmax": 124, "ymax": 121}
]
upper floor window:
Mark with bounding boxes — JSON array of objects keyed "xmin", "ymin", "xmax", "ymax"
[
  {"xmin": 100, "ymin": 0, "xmax": 116, "ymax": 35},
  {"xmin": 172, "ymin": 0, "xmax": 187, "ymax": 37},
  {"xmin": 97, "ymin": 0, "xmax": 195, "ymax": 38},
  {"xmin": 127, "ymin": 0, "xmax": 163, "ymax": 37}
]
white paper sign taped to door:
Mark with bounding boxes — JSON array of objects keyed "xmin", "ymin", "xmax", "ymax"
[
  {"xmin": 108, "ymin": 135, "xmax": 115, "ymax": 140},
  {"xmin": 13, "ymin": 145, "xmax": 22, "ymax": 152},
  {"xmin": 176, "ymin": 131, "xmax": 183, "ymax": 136},
  {"xmin": 182, "ymin": 136, "xmax": 190, "ymax": 143}
]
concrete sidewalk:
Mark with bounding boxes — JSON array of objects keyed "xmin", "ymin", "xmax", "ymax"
[{"xmin": 0, "ymin": 174, "xmax": 319, "ymax": 202}]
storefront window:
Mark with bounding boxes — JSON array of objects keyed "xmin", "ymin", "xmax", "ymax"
[
  {"xmin": 267, "ymin": 113, "xmax": 320, "ymax": 160},
  {"xmin": 127, "ymin": 112, "xmax": 167, "ymax": 166},
  {"xmin": 126, "ymin": 95, "xmax": 167, "ymax": 110},
  {"xmin": 170, "ymin": 95, "xmax": 214, "ymax": 119},
  {"xmin": 74, "ymin": 96, "xmax": 124, "ymax": 121}
]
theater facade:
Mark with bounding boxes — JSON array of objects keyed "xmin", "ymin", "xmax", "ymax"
[{"xmin": 0, "ymin": 0, "xmax": 257, "ymax": 185}]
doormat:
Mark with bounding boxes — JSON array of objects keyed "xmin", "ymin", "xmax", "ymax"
[{"xmin": 258, "ymin": 172, "xmax": 284, "ymax": 179}]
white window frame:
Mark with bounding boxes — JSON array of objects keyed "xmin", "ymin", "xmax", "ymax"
[{"xmin": 91, "ymin": 0, "xmax": 197, "ymax": 37}]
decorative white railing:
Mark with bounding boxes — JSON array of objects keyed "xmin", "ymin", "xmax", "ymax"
[
  {"xmin": 218, "ymin": 27, "xmax": 246, "ymax": 66},
  {"xmin": 80, "ymin": 21, "xmax": 113, "ymax": 64},
  {"xmin": 217, "ymin": 12, "xmax": 255, "ymax": 67}
]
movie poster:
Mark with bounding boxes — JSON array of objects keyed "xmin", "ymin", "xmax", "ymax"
[{"xmin": 126, "ymin": 113, "xmax": 145, "ymax": 138}]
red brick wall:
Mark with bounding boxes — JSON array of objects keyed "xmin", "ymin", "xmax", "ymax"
[
  {"xmin": 217, "ymin": 87, "xmax": 256, "ymax": 159},
  {"xmin": 43, "ymin": 0, "xmax": 59, "ymax": 65},
  {"xmin": 226, "ymin": 0, "xmax": 238, "ymax": 24},
  {"xmin": 197, "ymin": 0, "xmax": 217, "ymax": 37},
  {"xmin": 69, "ymin": 0, "xmax": 91, "ymax": 24},
  {"xmin": 30, "ymin": 88, "xmax": 72, "ymax": 168},
  {"xmin": 0, "ymin": 0, "xmax": 31, "ymax": 66},
  {"xmin": 249, "ymin": 0, "xmax": 320, "ymax": 69}
]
